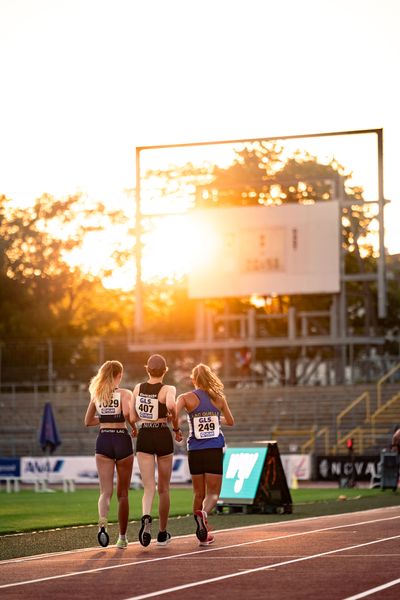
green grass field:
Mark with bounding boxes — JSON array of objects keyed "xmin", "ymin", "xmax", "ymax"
[
  {"xmin": 1, "ymin": 486, "xmax": 399, "ymax": 535},
  {"xmin": 1, "ymin": 486, "xmax": 399, "ymax": 561}
]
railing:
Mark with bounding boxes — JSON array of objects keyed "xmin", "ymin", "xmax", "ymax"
[
  {"xmin": 371, "ymin": 391, "xmax": 400, "ymax": 445},
  {"xmin": 333, "ymin": 425, "xmax": 393, "ymax": 455},
  {"xmin": 376, "ymin": 362, "xmax": 400, "ymax": 408},
  {"xmin": 333, "ymin": 392, "xmax": 371, "ymax": 454},
  {"xmin": 337, "ymin": 390, "xmax": 371, "ymax": 427},
  {"xmin": 301, "ymin": 426, "xmax": 330, "ymax": 455},
  {"xmin": 335, "ymin": 426, "xmax": 365, "ymax": 454},
  {"xmin": 271, "ymin": 427, "xmax": 317, "ymax": 452}
]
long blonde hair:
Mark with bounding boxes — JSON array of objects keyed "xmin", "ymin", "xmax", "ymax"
[
  {"xmin": 191, "ymin": 363, "xmax": 225, "ymax": 404},
  {"xmin": 89, "ymin": 360, "xmax": 123, "ymax": 404}
]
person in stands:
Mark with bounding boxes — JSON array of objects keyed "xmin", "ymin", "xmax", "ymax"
[
  {"xmin": 176, "ymin": 363, "xmax": 234, "ymax": 546},
  {"xmin": 131, "ymin": 354, "xmax": 182, "ymax": 547},
  {"xmin": 84, "ymin": 360, "xmax": 136, "ymax": 549}
]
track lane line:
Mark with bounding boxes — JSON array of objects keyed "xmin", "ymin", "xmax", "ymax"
[
  {"xmin": 342, "ymin": 577, "xmax": 400, "ymax": 599},
  {"xmin": 0, "ymin": 506, "xmax": 399, "ymax": 569},
  {"xmin": 1, "ymin": 514, "xmax": 399, "ymax": 590},
  {"xmin": 123, "ymin": 535, "xmax": 400, "ymax": 600},
  {"xmin": 1, "ymin": 506, "xmax": 399, "ymax": 565}
]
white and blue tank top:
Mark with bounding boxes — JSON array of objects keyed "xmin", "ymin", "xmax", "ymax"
[{"xmin": 95, "ymin": 388, "xmax": 125, "ymax": 423}]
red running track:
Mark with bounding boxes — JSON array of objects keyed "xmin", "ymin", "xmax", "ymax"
[{"xmin": 1, "ymin": 507, "xmax": 400, "ymax": 600}]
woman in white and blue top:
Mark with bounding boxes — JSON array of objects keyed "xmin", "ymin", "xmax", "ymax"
[
  {"xmin": 84, "ymin": 360, "xmax": 136, "ymax": 550},
  {"xmin": 176, "ymin": 363, "xmax": 234, "ymax": 546}
]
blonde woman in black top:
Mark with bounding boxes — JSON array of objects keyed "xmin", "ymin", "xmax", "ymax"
[
  {"xmin": 131, "ymin": 354, "xmax": 182, "ymax": 547},
  {"xmin": 84, "ymin": 360, "xmax": 136, "ymax": 549}
]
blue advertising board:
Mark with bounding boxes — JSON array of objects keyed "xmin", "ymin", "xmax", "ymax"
[
  {"xmin": 218, "ymin": 443, "xmax": 292, "ymax": 514},
  {"xmin": 0, "ymin": 458, "xmax": 20, "ymax": 477},
  {"xmin": 220, "ymin": 447, "xmax": 268, "ymax": 504}
]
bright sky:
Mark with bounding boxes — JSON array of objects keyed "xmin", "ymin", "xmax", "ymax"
[{"xmin": 1, "ymin": 0, "xmax": 399, "ymax": 269}]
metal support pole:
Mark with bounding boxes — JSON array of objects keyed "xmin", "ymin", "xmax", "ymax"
[
  {"xmin": 288, "ymin": 307, "xmax": 296, "ymax": 341},
  {"xmin": 377, "ymin": 129, "xmax": 387, "ymax": 318},
  {"xmin": 135, "ymin": 148, "xmax": 143, "ymax": 338},
  {"xmin": 47, "ymin": 339, "xmax": 53, "ymax": 392}
]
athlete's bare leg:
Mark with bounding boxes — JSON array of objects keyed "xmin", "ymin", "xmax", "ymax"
[
  {"xmin": 191, "ymin": 473, "xmax": 206, "ymax": 512},
  {"xmin": 156, "ymin": 453, "xmax": 173, "ymax": 531},
  {"xmin": 96, "ymin": 454, "xmax": 115, "ymax": 521},
  {"xmin": 202, "ymin": 473, "xmax": 222, "ymax": 514},
  {"xmin": 136, "ymin": 452, "xmax": 156, "ymax": 516},
  {"xmin": 115, "ymin": 453, "xmax": 134, "ymax": 535}
]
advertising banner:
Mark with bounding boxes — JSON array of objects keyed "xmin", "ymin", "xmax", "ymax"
[
  {"xmin": 280, "ymin": 454, "xmax": 311, "ymax": 482},
  {"xmin": 0, "ymin": 458, "xmax": 20, "ymax": 478},
  {"xmin": 220, "ymin": 447, "xmax": 268, "ymax": 503},
  {"xmin": 21, "ymin": 455, "xmax": 191, "ymax": 485},
  {"xmin": 316, "ymin": 455, "xmax": 380, "ymax": 481},
  {"xmin": 219, "ymin": 443, "xmax": 292, "ymax": 513}
]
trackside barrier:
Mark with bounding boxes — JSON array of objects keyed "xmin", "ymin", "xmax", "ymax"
[
  {"xmin": 0, "ymin": 477, "xmax": 20, "ymax": 492},
  {"xmin": 62, "ymin": 478, "xmax": 75, "ymax": 492},
  {"xmin": 0, "ymin": 476, "xmax": 76, "ymax": 492}
]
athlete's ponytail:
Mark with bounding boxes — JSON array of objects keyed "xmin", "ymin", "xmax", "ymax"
[
  {"xmin": 89, "ymin": 360, "xmax": 123, "ymax": 404},
  {"xmin": 191, "ymin": 363, "xmax": 225, "ymax": 404}
]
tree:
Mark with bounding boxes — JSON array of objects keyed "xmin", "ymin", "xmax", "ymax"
[{"xmin": 0, "ymin": 192, "xmax": 134, "ymax": 382}]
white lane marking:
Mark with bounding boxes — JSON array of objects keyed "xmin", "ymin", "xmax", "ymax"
[
  {"xmin": 0, "ymin": 514, "xmax": 399, "ymax": 589},
  {"xmin": 123, "ymin": 535, "xmax": 400, "ymax": 600},
  {"xmin": 2, "ymin": 505, "xmax": 399, "ymax": 565},
  {"xmin": 342, "ymin": 577, "xmax": 400, "ymax": 599}
]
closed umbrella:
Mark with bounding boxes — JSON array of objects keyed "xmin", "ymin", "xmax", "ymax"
[{"xmin": 39, "ymin": 402, "xmax": 61, "ymax": 454}]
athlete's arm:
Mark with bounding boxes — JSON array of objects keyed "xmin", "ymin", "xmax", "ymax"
[
  {"xmin": 122, "ymin": 389, "xmax": 137, "ymax": 431},
  {"xmin": 175, "ymin": 393, "xmax": 187, "ymax": 416},
  {"xmin": 220, "ymin": 397, "xmax": 234, "ymax": 426},
  {"xmin": 84, "ymin": 399, "xmax": 99, "ymax": 427},
  {"xmin": 165, "ymin": 385, "xmax": 179, "ymax": 427},
  {"xmin": 129, "ymin": 384, "xmax": 140, "ymax": 423}
]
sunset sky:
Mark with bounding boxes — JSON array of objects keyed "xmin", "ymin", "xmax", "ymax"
[{"xmin": 1, "ymin": 0, "xmax": 399, "ymax": 274}]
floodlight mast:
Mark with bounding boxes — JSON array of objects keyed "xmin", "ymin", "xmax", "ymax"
[
  {"xmin": 133, "ymin": 128, "xmax": 387, "ymax": 340},
  {"xmin": 377, "ymin": 129, "xmax": 386, "ymax": 319},
  {"xmin": 134, "ymin": 147, "xmax": 143, "ymax": 338}
]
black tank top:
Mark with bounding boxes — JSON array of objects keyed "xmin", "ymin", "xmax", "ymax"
[{"xmin": 137, "ymin": 382, "xmax": 168, "ymax": 419}]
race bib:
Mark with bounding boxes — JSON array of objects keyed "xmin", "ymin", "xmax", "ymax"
[
  {"xmin": 97, "ymin": 391, "xmax": 121, "ymax": 416},
  {"xmin": 193, "ymin": 415, "xmax": 220, "ymax": 440},
  {"xmin": 136, "ymin": 395, "xmax": 159, "ymax": 421}
]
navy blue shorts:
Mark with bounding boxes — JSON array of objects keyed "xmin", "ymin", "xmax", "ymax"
[
  {"xmin": 188, "ymin": 448, "xmax": 224, "ymax": 475},
  {"xmin": 136, "ymin": 425, "xmax": 174, "ymax": 456},
  {"xmin": 96, "ymin": 429, "xmax": 133, "ymax": 461}
]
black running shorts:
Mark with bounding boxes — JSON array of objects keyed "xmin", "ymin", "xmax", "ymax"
[
  {"xmin": 188, "ymin": 448, "xmax": 224, "ymax": 475},
  {"xmin": 136, "ymin": 426, "xmax": 174, "ymax": 456},
  {"xmin": 96, "ymin": 429, "xmax": 133, "ymax": 460}
]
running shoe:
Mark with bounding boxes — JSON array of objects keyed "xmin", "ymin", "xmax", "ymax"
[
  {"xmin": 157, "ymin": 531, "xmax": 172, "ymax": 546},
  {"xmin": 139, "ymin": 514, "xmax": 152, "ymax": 547},
  {"xmin": 97, "ymin": 518, "xmax": 109, "ymax": 547},
  {"xmin": 116, "ymin": 536, "xmax": 128, "ymax": 549},
  {"xmin": 193, "ymin": 509, "xmax": 208, "ymax": 542},
  {"xmin": 199, "ymin": 533, "xmax": 215, "ymax": 547}
]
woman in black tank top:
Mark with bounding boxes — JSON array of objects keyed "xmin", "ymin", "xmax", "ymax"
[{"xmin": 131, "ymin": 354, "xmax": 182, "ymax": 547}]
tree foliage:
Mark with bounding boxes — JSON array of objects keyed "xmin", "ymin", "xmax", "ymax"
[{"xmin": 0, "ymin": 193, "xmax": 132, "ymax": 340}]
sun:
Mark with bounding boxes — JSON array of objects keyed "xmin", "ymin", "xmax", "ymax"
[
  {"xmin": 141, "ymin": 214, "xmax": 198, "ymax": 281},
  {"xmin": 65, "ymin": 213, "xmax": 202, "ymax": 290}
]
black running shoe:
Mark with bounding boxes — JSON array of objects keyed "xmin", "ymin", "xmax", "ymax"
[
  {"xmin": 139, "ymin": 514, "xmax": 152, "ymax": 547},
  {"xmin": 194, "ymin": 510, "xmax": 208, "ymax": 542},
  {"xmin": 157, "ymin": 530, "xmax": 172, "ymax": 546},
  {"xmin": 97, "ymin": 520, "xmax": 109, "ymax": 547}
]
